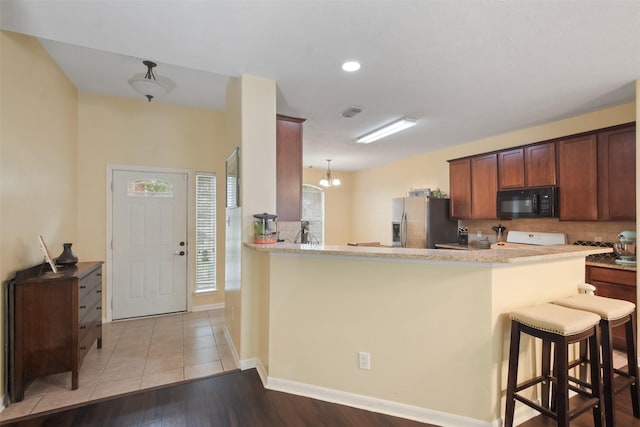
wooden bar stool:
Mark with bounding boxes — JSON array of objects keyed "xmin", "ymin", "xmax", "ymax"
[
  {"xmin": 553, "ymin": 294, "xmax": 640, "ymax": 427},
  {"xmin": 504, "ymin": 303, "xmax": 603, "ymax": 427}
]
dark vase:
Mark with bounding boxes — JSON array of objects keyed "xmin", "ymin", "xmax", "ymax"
[{"xmin": 56, "ymin": 243, "xmax": 78, "ymax": 266}]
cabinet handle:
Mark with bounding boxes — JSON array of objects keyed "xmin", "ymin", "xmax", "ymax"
[
  {"xmin": 97, "ymin": 273, "xmax": 102, "ymax": 277},
  {"xmin": 80, "ymin": 325, "xmax": 86, "ymax": 330},
  {"xmin": 97, "ymin": 324, "xmax": 102, "ymax": 328},
  {"xmin": 79, "ymin": 305, "xmax": 86, "ymax": 309},
  {"xmin": 96, "ymin": 306, "xmax": 102, "ymax": 310},
  {"xmin": 80, "ymin": 346, "xmax": 87, "ymax": 350},
  {"xmin": 80, "ymin": 285, "xmax": 86, "ymax": 289},
  {"xmin": 96, "ymin": 290, "xmax": 102, "ymax": 294}
]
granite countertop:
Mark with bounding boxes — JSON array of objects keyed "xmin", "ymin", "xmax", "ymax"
[{"xmin": 246, "ymin": 242, "xmax": 612, "ymax": 264}]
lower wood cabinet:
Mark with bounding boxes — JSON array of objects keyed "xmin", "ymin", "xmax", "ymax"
[
  {"xmin": 586, "ymin": 265, "xmax": 637, "ymax": 351},
  {"xmin": 7, "ymin": 261, "xmax": 103, "ymax": 402}
]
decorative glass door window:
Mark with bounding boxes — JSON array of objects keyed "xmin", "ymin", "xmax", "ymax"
[{"xmin": 127, "ymin": 179, "xmax": 174, "ymax": 198}]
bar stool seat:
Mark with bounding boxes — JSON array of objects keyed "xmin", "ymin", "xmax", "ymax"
[
  {"xmin": 504, "ymin": 303, "xmax": 603, "ymax": 427},
  {"xmin": 553, "ymin": 294, "xmax": 640, "ymax": 427}
]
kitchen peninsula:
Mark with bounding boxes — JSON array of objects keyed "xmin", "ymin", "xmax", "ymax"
[{"xmin": 244, "ymin": 243, "xmax": 612, "ymax": 426}]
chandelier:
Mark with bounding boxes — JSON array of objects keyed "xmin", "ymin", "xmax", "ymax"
[{"xmin": 319, "ymin": 159, "xmax": 341, "ymax": 187}]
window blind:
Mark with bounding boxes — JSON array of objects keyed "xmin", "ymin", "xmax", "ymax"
[{"xmin": 196, "ymin": 173, "xmax": 216, "ymax": 290}]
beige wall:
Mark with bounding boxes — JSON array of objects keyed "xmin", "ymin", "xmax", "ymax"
[
  {"xmin": 0, "ymin": 30, "xmax": 78, "ymax": 400},
  {"xmin": 350, "ymin": 103, "xmax": 636, "ymax": 245},
  {"xmin": 302, "ymin": 168, "xmax": 354, "ymax": 245},
  {"xmin": 77, "ymin": 93, "xmax": 226, "ymax": 308}
]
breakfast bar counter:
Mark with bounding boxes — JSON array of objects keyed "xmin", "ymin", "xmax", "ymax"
[
  {"xmin": 243, "ymin": 242, "xmax": 612, "ymax": 426},
  {"xmin": 248, "ymin": 242, "xmax": 610, "ymax": 263}
]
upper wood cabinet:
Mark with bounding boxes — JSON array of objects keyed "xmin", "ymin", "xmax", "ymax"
[
  {"xmin": 449, "ymin": 158, "xmax": 471, "ymax": 219},
  {"xmin": 558, "ymin": 134, "xmax": 598, "ymax": 220},
  {"xmin": 471, "ymin": 154, "xmax": 498, "ymax": 219},
  {"xmin": 449, "ymin": 154, "xmax": 498, "ymax": 219},
  {"xmin": 525, "ymin": 142, "xmax": 556, "ymax": 187},
  {"xmin": 276, "ymin": 114, "xmax": 305, "ymax": 221},
  {"xmin": 450, "ymin": 123, "xmax": 635, "ymax": 222},
  {"xmin": 498, "ymin": 148, "xmax": 524, "ymax": 189},
  {"xmin": 497, "ymin": 142, "xmax": 556, "ymax": 189},
  {"xmin": 598, "ymin": 125, "xmax": 636, "ymax": 221}
]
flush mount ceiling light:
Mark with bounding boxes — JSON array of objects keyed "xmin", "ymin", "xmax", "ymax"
[
  {"xmin": 356, "ymin": 117, "xmax": 417, "ymax": 144},
  {"xmin": 128, "ymin": 60, "xmax": 176, "ymax": 102},
  {"xmin": 319, "ymin": 159, "xmax": 341, "ymax": 187},
  {"xmin": 342, "ymin": 61, "xmax": 361, "ymax": 72}
]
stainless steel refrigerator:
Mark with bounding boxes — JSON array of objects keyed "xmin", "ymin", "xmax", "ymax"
[{"xmin": 392, "ymin": 197, "xmax": 457, "ymax": 248}]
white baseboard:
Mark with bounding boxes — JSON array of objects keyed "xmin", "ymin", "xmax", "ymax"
[
  {"xmin": 192, "ymin": 302, "xmax": 224, "ymax": 312},
  {"xmin": 264, "ymin": 375, "xmax": 499, "ymax": 427},
  {"xmin": 223, "ymin": 324, "xmax": 242, "ymax": 369}
]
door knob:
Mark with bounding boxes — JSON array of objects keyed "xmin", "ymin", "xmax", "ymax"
[
  {"xmin": 179, "ymin": 241, "xmax": 185, "ymax": 246},
  {"xmin": 174, "ymin": 251, "xmax": 185, "ymax": 256}
]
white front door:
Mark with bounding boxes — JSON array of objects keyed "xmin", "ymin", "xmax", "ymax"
[{"xmin": 112, "ymin": 169, "xmax": 188, "ymax": 319}]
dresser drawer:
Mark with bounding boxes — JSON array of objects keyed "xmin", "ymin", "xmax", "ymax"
[
  {"xmin": 78, "ymin": 267, "xmax": 102, "ymax": 302},
  {"xmin": 78, "ymin": 324, "xmax": 99, "ymax": 364},
  {"xmin": 78, "ymin": 299, "xmax": 101, "ymax": 343},
  {"xmin": 78, "ymin": 296, "xmax": 101, "ymax": 325}
]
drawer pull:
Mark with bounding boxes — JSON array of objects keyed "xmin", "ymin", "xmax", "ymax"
[
  {"xmin": 80, "ymin": 285, "xmax": 86, "ymax": 289},
  {"xmin": 80, "ymin": 346, "xmax": 87, "ymax": 350},
  {"xmin": 97, "ymin": 306, "xmax": 102, "ymax": 310},
  {"xmin": 96, "ymin": 290, "xmax": 102, "ymax": 294},
  {"xmin": 97, "ymin": 324, "xmax": 102, "ymax": 328},
  {"xmin": 79, "ymin": 325, "xmax": 86, "ymax": 330},
  {"xmin": 97, "ymin": 273, "xmax": 102, "ymax": 277},
  {"xmin": 79, "ymin": 305, "xmax": 86, "ymax": 309}
]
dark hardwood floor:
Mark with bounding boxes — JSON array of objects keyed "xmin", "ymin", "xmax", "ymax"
[
  {"xmin": 0, "ymin": 369, "xmax": 434, "ymax": 427},
  {"xmin": 520, "ymin": 385, "xmax": 640, "ymax": 427},
  {"xmin": 5, "ymin": 367, "xmax": 639, "ymax": 427}
]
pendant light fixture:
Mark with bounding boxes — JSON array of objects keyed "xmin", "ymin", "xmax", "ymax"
[
  {"xmin": 128, "ymin": 60, "xmax": 176, "ymax": 102},
  {"xmin": 319, "ymin": 159, "xmax": 341, "ymax": 187}
]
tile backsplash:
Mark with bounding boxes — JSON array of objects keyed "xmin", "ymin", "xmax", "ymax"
[{"xmin": 460, "ymin": 218, "xmax": 636, "ymax": 244}]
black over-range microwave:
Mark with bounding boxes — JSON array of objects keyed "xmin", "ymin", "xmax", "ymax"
[{"xmin": 496, "ymin": 186, "xmax": 558, "ymax": 218}]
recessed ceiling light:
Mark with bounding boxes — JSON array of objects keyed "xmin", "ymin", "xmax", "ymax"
[{"xmin": 342, "ymin": 61, "xmax": 361, "ymax": 72}]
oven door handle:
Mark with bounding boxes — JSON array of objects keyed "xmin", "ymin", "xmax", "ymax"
[{"xmin": 532, "ymin": 194, "xmax": 539, "ymax": 214}]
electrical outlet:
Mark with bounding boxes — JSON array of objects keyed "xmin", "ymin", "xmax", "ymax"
[
  {"xmin": 358, "ymin": 352, "xmax": 371, "ymax": 370},
  {"xmin": 594, "ymin": 236, "xmax": 603, "ymax": 243}
]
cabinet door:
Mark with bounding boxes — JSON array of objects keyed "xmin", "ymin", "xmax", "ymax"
[
  {"xmin": 558, "ymin": 135, "xmax": 598, "ymax": 220},
  {"xmin": 449, "ymin": 158, "xmax": 471, "ymax": 219},
  {"xmin": 586, "ymin": 266, "xmax": 637, "ymax": 350},
  {"xmin": 598, "ymin": 125, "xmax": 636, "ymax": 221},
  {"xmin": 525, "ymin": 142, "xmax": 556, "ymax": 187},
  {"xmin": 498, "ymin": 148, "xmax": 524, "ymax": 189},
  {"xmin": 471, "ymin": 154, "xmax": 498, "ymax": 219},
  {"xmin": 276, "ymin": 115, "xmax": 305, "ymax": 221}
]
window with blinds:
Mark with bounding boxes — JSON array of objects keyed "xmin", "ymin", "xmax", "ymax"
[{"xmin": 196, "ymin": 173, "xmax": 216, "ymax": 291}]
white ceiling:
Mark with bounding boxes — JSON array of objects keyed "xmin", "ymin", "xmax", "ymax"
[{"xmin": 1, "ymin": 1, "xmax": 639, "ymax": 172}]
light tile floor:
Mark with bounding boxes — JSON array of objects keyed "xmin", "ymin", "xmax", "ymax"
[{"xmin": 0, "ymin": 308, "xmax": 236, "ymax": 422}]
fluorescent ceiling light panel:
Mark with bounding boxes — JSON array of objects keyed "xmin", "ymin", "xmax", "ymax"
[{"xmin": 356, "ymin": 117, "xmax": 417, "ymax": 144}]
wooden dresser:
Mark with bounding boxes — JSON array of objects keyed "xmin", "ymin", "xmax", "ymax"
[{"xmin": 7, "ymin": 261, "xmax": 103, "ymax": 402}]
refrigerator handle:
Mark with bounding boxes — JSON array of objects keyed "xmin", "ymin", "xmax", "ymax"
[{"xmin": 401, "ymin": 212, "xmax": 407, "ymax": 248}]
